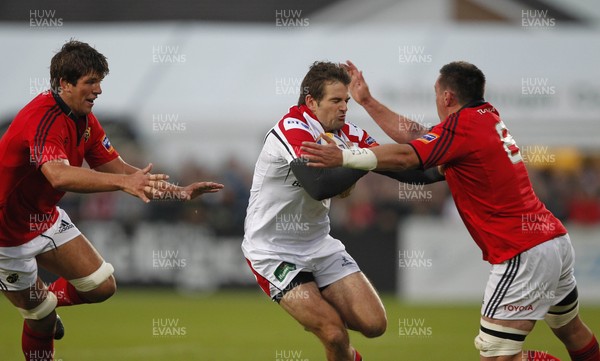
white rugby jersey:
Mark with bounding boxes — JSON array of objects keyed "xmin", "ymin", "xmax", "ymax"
[{"xmin": 242, "ymin": 105, "xmax": 378, "ymax": 258}]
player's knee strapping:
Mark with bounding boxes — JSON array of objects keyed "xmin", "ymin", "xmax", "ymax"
[
  {"xmin": 18, "ymin": 291, "xmax": 58, "ymax": 320},
  {"xmin": 474, "ymin": 319, "xmax": 529, "ymax": 357},
  {"xmin": 545, "ymin": 287, "xmax": 579, "ymax": 329},
  {"xmin": 69, "ymin": 261, "xmax": 114, "ymax": 292}
]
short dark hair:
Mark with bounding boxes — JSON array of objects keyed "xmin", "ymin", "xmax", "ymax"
[
  {"xmin": 438, "ymin": 61, "xmax": 485, "ymax": 104},
  {"xmin": 297, "ymin": 61, "xmax": 350, "ymax": 106},
  {"xmin": 50, "ymin": 40, "xmax": 109, "ymax": 92}
]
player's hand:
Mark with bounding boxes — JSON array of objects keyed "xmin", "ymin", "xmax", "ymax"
[
  {"xmin": 147, "ymin": 180, "xmax": 224, "ymax": 201},
  {"xmin": 122, "ymin": 163, "xmax": 170, "ymax": 203},
  {"xmin": 300, "ymin": 135, "xmax": 343, "ymax": 168},
  {"xmin": 182, "ymin": 182, "xmax": 225, "ymax": 200},
  {"xmin": 342, "ymin": 60, "xmax": 373, "ymax": 106}
]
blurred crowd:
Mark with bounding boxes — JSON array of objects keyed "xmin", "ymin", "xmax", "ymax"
[{"xmin": 58, "ymin": 143, "xmax": 600, "ymax": 237}]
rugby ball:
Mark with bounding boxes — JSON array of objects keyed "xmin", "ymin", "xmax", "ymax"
[{"xmin": 317, "ymin": 132, "xmax": 352, "ymax": 149}]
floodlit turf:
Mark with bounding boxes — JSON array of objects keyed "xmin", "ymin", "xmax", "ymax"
[{"xmin": 1, "ymin": 289, "xmax": 598, "ymax": 360}]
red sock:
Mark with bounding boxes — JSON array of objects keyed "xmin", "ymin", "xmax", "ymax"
[
  {"xmin": 48, "ymin": 277, "xmax": 87, "ymax": 307},
  {"xmin": 354, "ymin": 349, "xmax": 362, "ymax": 361},
  {"xmin": 569, "ymin": 335, "xmax": 600, "ymax": 361},
  {"xmin": 525, "ymin": 350, "xmax": 561, "ymax": 360},
  {"xmin": 22, "ymin": 321, "xmax": 54, "ymax": 361}
]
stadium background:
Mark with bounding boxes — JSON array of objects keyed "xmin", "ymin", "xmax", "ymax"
[{"xmin": 1, "ymin": 0, "xmax": 599, "ymax": 359}]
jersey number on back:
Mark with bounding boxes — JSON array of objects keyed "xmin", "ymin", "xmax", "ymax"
[{"xmin": 495, "ymin": 121, "xmax": 523, "ymax": 164}]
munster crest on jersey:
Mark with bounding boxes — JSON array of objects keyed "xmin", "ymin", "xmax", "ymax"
[{"xmin": 83, "ymin": 127, "xmax": 91, "ymax": 142}]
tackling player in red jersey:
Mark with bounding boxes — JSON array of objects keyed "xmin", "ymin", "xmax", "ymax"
[
  {"xmin": 301, "ymin": 60, "xmax": 599, "ymax": 361},
  {"xmin": 0, "ymin": 40, "xmax": 223, "ymax": 361}
]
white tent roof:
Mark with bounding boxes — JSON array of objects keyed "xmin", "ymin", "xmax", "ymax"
[{"xmin": 1, "ymin": 19, "xmax": 599, "ymax": 168}]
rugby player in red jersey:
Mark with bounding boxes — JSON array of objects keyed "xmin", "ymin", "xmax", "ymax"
[
  {"xmin": 301, "ymin": 60, "xmax": 599, "ymax": 361},
  {"xmin": 0, "ymin": 40, "xmax": 223, "ymax": 361}
]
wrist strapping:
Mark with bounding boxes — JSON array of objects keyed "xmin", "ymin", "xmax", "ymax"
[{"xmin": 342, "ymin": 148, "xmax": 377, "ymax": 171}]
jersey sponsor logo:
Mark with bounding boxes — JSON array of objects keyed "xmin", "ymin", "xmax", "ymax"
[
  {"xmin": 274, "ymin": 261, "xmax": 296, "ymax": 282},
  {"xmin": 416, "ymin": 132, "xmax": 439, "ymax": 144},
  {"xmin": 102, "ymin": 134, "xmax": 115, "ymax": 153},
  {"xmin": 283, "ymin": 118, "xmax": 310, "ymax": 132},
  {"xmin": 503, "ymin": 304, "xmax": 534, "ymax": 312}
]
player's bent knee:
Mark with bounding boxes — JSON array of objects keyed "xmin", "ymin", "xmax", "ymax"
[
  {"xmin": 474, "ymin": 319, "xmax": 528, "ymax": 357},
  {"xmin": 70, "ymin": 262, "xmax": 116, "ymax": 302},
  {"xmin": 18, "ymin": 291, "xmax": 57, "ymax": 320},
  {"xmin": 90, "ymin": 275, "xmax": 117, "ymax": 302},
  {"xmin": 70, "ymin": 261, "xmax": 114, "ymax": 292},
  {"xmin": 360, "ymin": 318, "xmax": 387, "ymax": 338}
]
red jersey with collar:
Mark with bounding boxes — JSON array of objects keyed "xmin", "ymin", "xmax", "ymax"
[
  {"xmin": 409, "ymin": 101, "xmax": 566, "ymax": 264},
  {"xmin": 0, "ymin": 91, "xmax": 119, "ymax": 246}
]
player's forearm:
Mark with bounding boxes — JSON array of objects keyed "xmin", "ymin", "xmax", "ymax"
[
  {"xmin": 290, "ymin": 158, "xmax": 367, "ymax": 201},
  {"xmin": 115, "ymin": 162, "xmax": 139, "ymax": 175},
  {"xmin": 342, "ymin": 144, "xmax": 420, "ymax": 171},
  {"xmin": 361, "ymin": 97, "xmax": 427, "ymax": 143},
  {"xmin": 43, "ymin": 163, "xmax": 126, "ymax": 193},
  {"xmin": 373, "ymin": 144, "xmax": 421, "ymax": 171},
  {"xmin": 94, "ymin": 156, "xmax": 139, "ymax": 175},
  {"xmin": 374, "ymin": 167, "xmax": 445, "ymax": 185}
]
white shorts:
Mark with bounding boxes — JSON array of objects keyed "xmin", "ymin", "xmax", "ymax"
[
  {"xmin": 0, "ymin": 207, "xmax": 81, "ymax": 291},
  {"xmin": 481, "ymin": 234, "xmax": 576, "ymax": 320},
  {"xmin": 244, "ymin": 241, "xmax": 361, "ymax": 301}
]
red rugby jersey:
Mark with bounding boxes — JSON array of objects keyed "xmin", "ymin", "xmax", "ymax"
[
  {"xmin": 0, "ymin": 91, "xmax": 119, "ymax": 246},
  {"xmin": 409, "ymin": 100, "xmax": 566, "ymax": 264}
]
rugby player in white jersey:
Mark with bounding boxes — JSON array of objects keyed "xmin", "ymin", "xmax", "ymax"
[{"xmin": 242, "ymin": 61, "xmax": 444, "ymax": 361}]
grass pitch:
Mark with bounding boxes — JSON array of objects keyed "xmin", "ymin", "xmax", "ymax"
[{"xmin": 1, "ymin": 289, "xmax": 598, "ymax": 360}]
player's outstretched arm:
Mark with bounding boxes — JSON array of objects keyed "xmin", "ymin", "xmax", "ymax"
[
  {"xmin": 300, "ymin": 136, "xmax": 421, "ymax": 171},
  {"xmin": 92, "ymin": 158, "xmax": 224, "ymax": 201},
  {"xmin": 343, "ymin": 60, "xmax": 427, "ymax": 143},
  {"xmin": 41, "ymin": 160, "xmax": 168, "ymax": 203}
]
